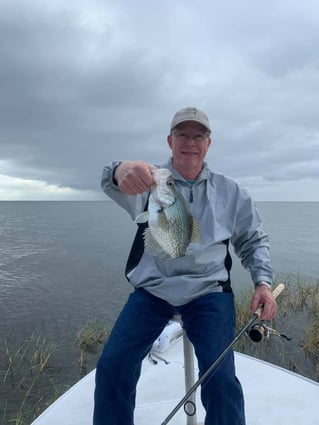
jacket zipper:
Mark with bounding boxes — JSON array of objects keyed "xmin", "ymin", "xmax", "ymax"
[{"xmin": 189, "ymin": 187, "xmax": 194, "ymax": 203}]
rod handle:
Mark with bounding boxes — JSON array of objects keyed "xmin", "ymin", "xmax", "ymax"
[{"xmin": 254, "ymin": 283, "xmax": 285, "ymax": 317}]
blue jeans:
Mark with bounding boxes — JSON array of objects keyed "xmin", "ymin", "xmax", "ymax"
[{"xmin": 93, "ymin": 289, "xmax": 245, "ymax": 425}]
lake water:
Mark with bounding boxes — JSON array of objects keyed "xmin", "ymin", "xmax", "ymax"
[{"xmin": 0, "ymin": 201, "xmax": 318, "ymax": 422}]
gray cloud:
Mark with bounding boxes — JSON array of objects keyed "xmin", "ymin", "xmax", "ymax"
[{"xmin": 0, "ymin": 0, "xmax": 319, "ymax": 200}]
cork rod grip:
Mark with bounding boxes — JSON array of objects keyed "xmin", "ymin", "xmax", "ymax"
[{"xmin": 254, "ymin": 283, "xmax": 285, "ymax": 318}]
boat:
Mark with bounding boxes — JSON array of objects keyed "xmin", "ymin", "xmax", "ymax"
[{"xmin": 30, "ymin": 321, "xmax": 319, "ymax": 425}]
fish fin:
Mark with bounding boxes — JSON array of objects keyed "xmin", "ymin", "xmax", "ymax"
[
  {"xmin": 135, "ymin": 211, "xmax": 149, "ymax": 224},
  {"xmin": 143, "ymin": 228, "xmax": 163, "ymax": 253},
  {"xmin": 190, "ymin": 219, "xmax": 202, "ymax": 243}
]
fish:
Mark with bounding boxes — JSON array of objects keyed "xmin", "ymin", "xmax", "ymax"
[{"xmin": 135, "ymin": 168, "xmax": 201, "ymax": 259}]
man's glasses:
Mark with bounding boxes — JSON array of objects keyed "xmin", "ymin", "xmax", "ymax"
[{"xmin": 172, "ymin": 131, "xmax": 209, "ymax": 142}]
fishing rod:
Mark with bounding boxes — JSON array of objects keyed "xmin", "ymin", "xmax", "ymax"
[{"xmin": 160, "ymin": 283, "xmax": 285, "ymax": 425}]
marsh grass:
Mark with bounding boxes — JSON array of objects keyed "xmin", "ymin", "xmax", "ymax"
[
  {"xmin": 303, "ymin": 297, "xmax": 319, "ymax": 373},
  {"xmin": 1, "ymin": 321, "xmax": 110, "ymax": 425},
  {"xmin": 235, "ymin": 277, "xmax": 319, "ymax": 380},
  {"xmin": 278, "ymin": 279, "xmax": 319, "ymax": 375},
  {"xmin": 1, "ymin": 333, "xmax": 59, "ymax": 425},
  {"xmin": 1, "ymin": 279, "xmax": 318, "ymax": 424},
  {"xmin": 76, "ymin": 320, "xmax": 110, "ymax": 376}
]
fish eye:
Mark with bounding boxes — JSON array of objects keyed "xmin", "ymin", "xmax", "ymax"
[{"xmin": 166, "ymin": 179, "xmax": 174, "ymax": 187}]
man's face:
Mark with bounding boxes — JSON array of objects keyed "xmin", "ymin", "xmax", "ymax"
[{"xmin": 167, "ymin": 121, "xmax": 211, "ymax": 179}]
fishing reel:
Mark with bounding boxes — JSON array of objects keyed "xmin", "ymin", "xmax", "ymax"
[{"xmin": 248, "ymin": 321, "xmax": 291, "ymax": 343}]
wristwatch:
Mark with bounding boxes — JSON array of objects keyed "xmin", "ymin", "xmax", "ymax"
[{"xmin": 256, "ymin": 281, "xmax": 272, "ymax": 289}]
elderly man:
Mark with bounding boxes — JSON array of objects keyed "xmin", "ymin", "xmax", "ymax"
[{"xmin": 93, "ymin": 107, "xmax": 277, "ymax": 425}]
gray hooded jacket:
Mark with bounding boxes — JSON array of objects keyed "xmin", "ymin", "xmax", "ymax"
[{"xmin": 101, "ymin": 159, "xmax": 273, "ymax": 306}]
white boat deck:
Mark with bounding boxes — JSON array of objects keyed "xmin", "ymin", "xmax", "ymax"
[{"xmin": 30, "ymin": 336, "xmax": 319, "ymax": 425}]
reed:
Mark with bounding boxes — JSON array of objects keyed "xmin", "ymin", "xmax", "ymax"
[
  {"xmin": 302, "ymin": 284, "xmax": 319, "ymax": 375},
  {"xmin": 1, "ymin": 278, "xmax": 318, "ymax": 424},
  {"xmin": 1, "ymin": 333, "xmax": 59, "ymax": 425},
  {"xmin": 0, "ymin": 322, "xmax": 110, "ymax": 424},
  {"xmin": 303, "ymin": 322, "xmax": 319, "ymax": 357},
  {"xmin": 235, "ymin": 277, "xmax": 319, "ymax": 380},
  {"xmin": 77, "ymin": 320, "xmax": 110, "ymax": 351},
  {"xmin": 76, "ymin": 320, "xmax": 110, "ymax": 376}
]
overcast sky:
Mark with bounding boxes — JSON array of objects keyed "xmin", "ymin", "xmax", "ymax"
[{"xmin": 1, "ymin": 0, "xmax": 318, "ymax": 201}]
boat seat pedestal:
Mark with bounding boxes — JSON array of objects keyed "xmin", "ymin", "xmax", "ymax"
[{"xmin": 172, "ymin": 314, "xmax": 198, "ymax": 425}]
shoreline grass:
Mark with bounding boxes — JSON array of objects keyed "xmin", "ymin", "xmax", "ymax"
[
  {"xmin": 1, "ymin": 333, "xmax": 59, "ymax": 425},
  {"xmin": 235, "ymin": 277, "xmax": 319, "ymax": 380},
  {"xmin": 0, "ymin": 324, "xmax": 110, "ymax": 425},
  {"xmin": 76, "ymin": 320, "xmax": 110, "ymax": 376},
  {"xmin": 1, "ymin": 277, "xmax": 318, "ymax": 424}
]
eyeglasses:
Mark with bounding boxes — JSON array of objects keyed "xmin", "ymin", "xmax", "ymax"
[{"xmin": 172, "ymin": 131, "xmax": 209, "ymax": 142}]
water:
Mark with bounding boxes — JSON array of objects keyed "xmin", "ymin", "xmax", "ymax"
[
  {"xmin": 257, "ymin": 202, "xmax": 319, "ymax": 281},
  {"xmin": 1, "ymin": 201, "xmax": 318, "ymax": 347},
  {"xmin": 0, "ymin": 201, "xmax": 318, "ymax": 421},
  {"xmin": 0, "ymin": 201, "xmax": 134, "ymax": 329},
  {"xmin": 1, "ymin": 201, "xmax": 317, "ymax": 336},
  {"xmin": 0, "ymin": 201, "xmax": 135, "ymax": 421}
]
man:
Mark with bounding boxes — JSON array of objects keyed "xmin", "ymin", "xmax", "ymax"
[{"xmin": 94, "ymin": 107, "xmax": 277, "ymax": 425}]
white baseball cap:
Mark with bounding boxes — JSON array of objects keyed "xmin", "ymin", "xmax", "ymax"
[{"xmin": 170, "ymin": 107, "xmax": 211, "ymax": 132}]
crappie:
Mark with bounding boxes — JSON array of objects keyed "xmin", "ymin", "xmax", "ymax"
[{"xmin": 136, "ymin": 168, "xmax": 201, "ymax": 259}]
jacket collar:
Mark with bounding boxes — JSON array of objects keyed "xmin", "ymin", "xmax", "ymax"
[{"xmin": 164, "ymin": 157, "xmax": 212, "ymax": 184}]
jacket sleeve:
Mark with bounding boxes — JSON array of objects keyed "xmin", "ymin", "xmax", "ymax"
[
  {"xmin": 100, "ymin": 162, "xmax": 149, "ymax": 221},
  {"xmin": 231, "ymin": 188, "xmax": 273, "ymax": 287}
]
